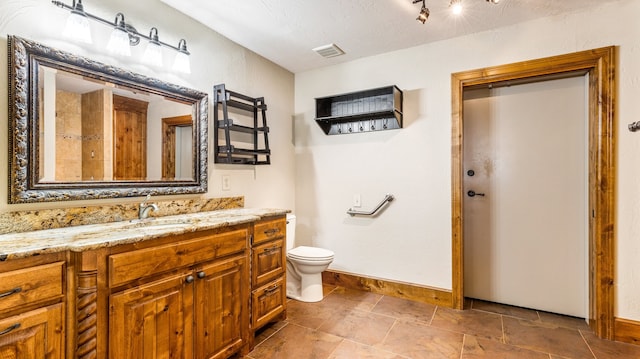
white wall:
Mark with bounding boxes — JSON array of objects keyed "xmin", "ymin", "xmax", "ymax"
[
  {"xmin": 0, "ymin": 0, "xmax": 295, "ymax": 211},
  {"xmin": 294, "ymin": 0, "xmax": 640, "ymax": 320},
  {"xmin": 146, "ymin": 99, "xmax": 191, "ymax": 180}
]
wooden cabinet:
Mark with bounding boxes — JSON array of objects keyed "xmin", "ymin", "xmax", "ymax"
[
  {"xmin": 106, "ymin": 227, "xmax": 250, "ymax": 359},
  {"xmin": 0, "ymin": 214, "xmax": 289, "ymax": 359},
  {"xmin": 250, "ymin": 216, "xmax": 287, "ymax": 336},
  {"xmin": 0, "ymin": 257, "xmax": 65, "ymax": 359}
]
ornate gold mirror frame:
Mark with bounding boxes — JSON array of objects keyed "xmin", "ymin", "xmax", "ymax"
[{"xmin": 8, "ymin": 35, "xmax": 209, "ymax": 203}]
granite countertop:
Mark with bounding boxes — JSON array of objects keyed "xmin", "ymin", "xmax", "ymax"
[{"xmin": 0, "ymin": 208, "xmax": 289, "ymax": 261}]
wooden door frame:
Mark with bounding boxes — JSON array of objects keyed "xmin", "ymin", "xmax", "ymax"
[
  {"xmin": 162, "ymin": 115, "xmax": 192, "ymax": 180},
  {"xmin": 451, "ymin": 47, "xmax": 616, "ymax": 339}
]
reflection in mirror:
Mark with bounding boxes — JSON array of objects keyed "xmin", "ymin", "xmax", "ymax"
[
  {"xmin": 8, "ymin": 35, "xmax": 208, "ymax": 203},
  {"xmin": 37, "ymin": 66, "xmax": 194, "ymax": 182},
  {"xmin": 161, "ymin": 115, "xmax": 193, "ymax": 180}
]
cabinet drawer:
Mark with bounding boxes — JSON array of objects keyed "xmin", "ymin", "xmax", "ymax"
[
  {"xmin": 253, "ymin": 217, "xmax": 286, "ymax": 245},
  {"xmin": 251, "ymin": 277, "xmax": 285, "ymax": 329},
  {"xmin": 0, "ymin": 303, "xmax": 64, "ymax": 359},
  {"xmin": 0, "ymin": 262, "xmax": 64, "ymax": 313},
  {"xmin": 251, "ymin": 239, "xmax": 285, "ymax": 287},
  {"xmin": 109, "ymin": 228, "xmax": 248, "ymax": 287}
]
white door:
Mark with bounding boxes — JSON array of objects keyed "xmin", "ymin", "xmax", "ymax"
[{"xmin": 463, "ymin": 76, "xmax": 588, "ymax": 317}]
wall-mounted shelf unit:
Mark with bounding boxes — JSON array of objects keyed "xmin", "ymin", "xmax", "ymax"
[
  {"xmin": 315, "ymin": 85, "xmax": 403, "ymax": 135},
  {"xmin": 214, "ymin": 84, "xmax": 271, "ymax": 165}
]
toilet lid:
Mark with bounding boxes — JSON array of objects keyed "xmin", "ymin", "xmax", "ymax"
[{"xmin": 288, "ymin": 246, "xmax": 334, "ymax": 260}]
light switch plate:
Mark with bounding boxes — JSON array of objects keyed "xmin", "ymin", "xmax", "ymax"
[
  {"xmin": 353, "ymin": 194, "xmax": 361, "ymax": 208},
  {"xmin": 222, "ymin": 175, "xmax": 230, "ymax": 191}
]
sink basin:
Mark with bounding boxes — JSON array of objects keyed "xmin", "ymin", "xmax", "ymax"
[{"xmin": 115, "ymin": 217, "xmax": 193, "ymax": 230}]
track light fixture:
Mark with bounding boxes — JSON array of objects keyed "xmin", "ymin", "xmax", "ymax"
[
  {"xmin": 450, "ymin": 0, "xmax": 463, "ymax": 15},
  {"xmin": 51, "ymin": 0, "xmax": 191, "ymax": 73},
  {"xmin": 413, "ymin": 0, "xmax": 430, "ymax": 24},
  {"xmin": 413, "ymin": 0, "xmax": 502, "ymax": 24}
]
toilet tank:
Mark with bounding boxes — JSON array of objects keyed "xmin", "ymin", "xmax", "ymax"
[{"xmin": 286, "ymin": 213, "xmax": 296, "ymax": 251}]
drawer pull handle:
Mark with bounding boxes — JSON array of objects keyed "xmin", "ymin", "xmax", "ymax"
[
  {"xmin": 185, "ymin": 275, "xmax": 195, "ymax": 284},
  {"xmin": 197, "ymin": 271, "xmax": 206, "ymax": 279},
  {"xmin": 262, "ymin": 246, "xmax": 279, "ymax": 255},
  {"xmin": 264, "ymin": 228, "xmax": 280, "ymax": 236},
  {"xmin": 0, "ymin": 323, "xmax": 20, "ymax": 336},
  {"xmin": 0, "ymin": 287, "xmax": 22, "ymax": 299},
  {"xmin": 264, "ymin": 285, "xmax": 279, "ymax": 296}
]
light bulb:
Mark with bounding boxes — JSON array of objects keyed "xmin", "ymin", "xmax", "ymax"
[
  {"xmin": 173, "ymin": 51, "xmax": 191, "ymax": 74},
  {"xmin": 63, "ymin": 11, "xmax": 92, "ymax": 43},
  {"xmin": 107, "ymin": 27, "xmax": 131, "ymax": 56},
  {"xmin": 143, "ymin": 42, "xmax": 163, "ymax": 67},
  {"xmin": 173, "ymin": 39, "xmax": 191, "ymax": 74},
  {"xmin": 451, "ymin": 0, "xmax": 463, "ymax": 15}
]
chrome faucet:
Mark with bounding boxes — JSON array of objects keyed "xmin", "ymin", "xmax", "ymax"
[{"xmin": 139, "ymin": 194, "xmax": 159, "ymax": 219}]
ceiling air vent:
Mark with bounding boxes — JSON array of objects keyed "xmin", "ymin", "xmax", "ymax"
[{"xmin": 312, "ymin": 43, "xmax": 345, "ymax": 58}]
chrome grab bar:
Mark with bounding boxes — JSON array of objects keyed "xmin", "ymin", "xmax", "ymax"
[{"xmin": 347, "ymin": 194, "xmax": 394, "ymax": 217}]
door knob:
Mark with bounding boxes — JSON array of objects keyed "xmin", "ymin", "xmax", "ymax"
[{"xmin": 467, "ymin": 190, "xmax": 485, "ymax": 197}]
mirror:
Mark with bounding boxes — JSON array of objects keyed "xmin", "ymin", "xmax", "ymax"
[{"xmin": 8, "ymin": 35, "xmax": 208, "ymax": 203}]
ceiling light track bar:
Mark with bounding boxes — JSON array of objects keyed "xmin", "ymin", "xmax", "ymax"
[{"xmin": 411, "ymin": 0, "xmax": 501, "ymax": 24}]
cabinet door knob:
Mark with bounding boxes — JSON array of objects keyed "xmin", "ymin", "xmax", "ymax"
[
  {"xmin": 185, "ymin": 275, "xmax": 195, "ymax": 284},
  {"xmin": 197, "ymin": 271, "xmax": 205, "ymax": 279}
]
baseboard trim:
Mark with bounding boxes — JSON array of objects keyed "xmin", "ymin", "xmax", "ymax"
[
  {"xmin": 615, "ymin": 317, "xmax": 640, "ymax": 346},
  {"xmin": 322, "ymin": 269, "xmax": 452, "ymax": 307}
]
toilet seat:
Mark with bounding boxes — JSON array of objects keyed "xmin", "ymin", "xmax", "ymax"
[{"xmin": 287, "ymin": 246, "xmax": 334, "ymax": 261}]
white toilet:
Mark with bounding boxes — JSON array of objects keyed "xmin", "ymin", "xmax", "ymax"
[{"xmin": 286, "ymin": 214, "xmax": 334, "ymax": 302}]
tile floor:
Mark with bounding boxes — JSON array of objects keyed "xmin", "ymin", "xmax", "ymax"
[{"xmin": 244, "ymin": 285, "xmax": 640, "ymax": 359}]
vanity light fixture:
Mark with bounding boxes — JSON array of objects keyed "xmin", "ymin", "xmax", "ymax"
[
  {"xmin": 412, "ymin": 0, "xmax": 502, "ymax": 24},
  {"xmin": 52, "ymin": 0, "xmax": 191, "ymax": 73},
  {"xmin": 172, "ymin": 39, "xmax": 191, "ymax": 74},
  {"xmin": 106, "ymin": 13, "xmax": 131, "ymax": 56},
  {"xmin": 142, "ymin": 27, "xmax": 163, "ymax": 67},
  {"xmin": 62, "ymin": 0, "xmax": 92, "ymax": 43}
]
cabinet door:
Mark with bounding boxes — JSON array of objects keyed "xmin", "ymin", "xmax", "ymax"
[
  {"xmin": 0, "ymin": 303, "xmax": 64, "ymax": 359},
  {"xmin": 109, "ymin": 272, "xmax": 193, "ymax": 359},
  {"xmin": 194, "ymin": 256, "xmax": 248, "ymax": 359}
]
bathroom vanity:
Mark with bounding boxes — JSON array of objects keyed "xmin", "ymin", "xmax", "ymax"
[{"xmin": 0, "ymin": 209, "xmax": 287, "ymax": 359}]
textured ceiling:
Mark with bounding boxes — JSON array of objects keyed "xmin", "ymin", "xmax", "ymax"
[{"xmin": 160, "ymin": 0, "xmax": 623, "ymax": 73}]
